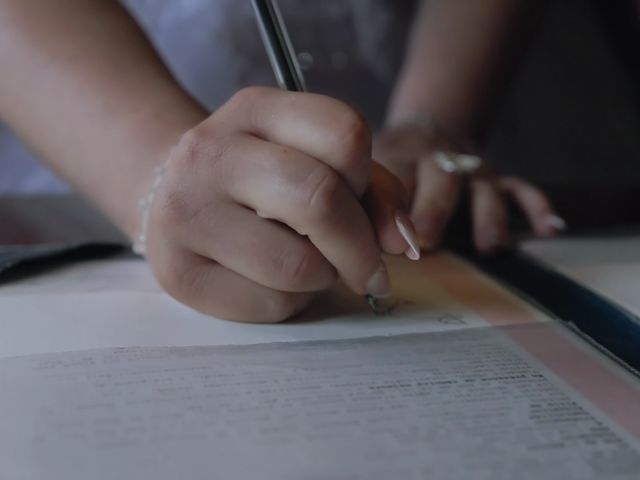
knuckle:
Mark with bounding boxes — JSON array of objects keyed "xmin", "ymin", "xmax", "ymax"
[
  {"xmin": 225, "ymin": 86, "xmax": 278, "ymax": 134},
  {"xmin": 152, "ymin": 255, "xmax": 199, "ymax": 306},
  {"xmin": 273, "ymin": 244, "xmax": 328, "ymax": 288},
  {"xmin": 262, "ymin": 292, "xmax": 309, "ymax": 323},
  {"xmin": 226, "ymin": 86, "xmax": 270, "ymax": 119},
  {"xmin": 276, "ymin": 246, "xmax": 313, "ymax": 286},
  {"xmin": 170, "ymin": 128, "xmax": 234, "ymax": 193},
  {"xmin": 174, "ymin": 263, "xmax": 211, "ymax": 305},
  {"xmin": 170, "ymin": 263, "xmax": 235, "ymax": 321},
  {"xmin": 303, "ymin": 167, "xmax": 343, "ymax": 224},
  {"xmin": 152, "ymin": 184, "xmax": 191, "ymax": 232},
  {"xmin": 174, "ymin": 128, "xmax": 229, "ymax": 172},
  {"xmin": 175, "ymin": 127, "xmax": 209, "ymax": 168},
  {"xmin": 229, "ymin": 86, "xmax": 268, "ymax": 105},
  {"xmin": 332, "ymin": 107, "xmax": 371, "ymax": 165},
  {"xmin": 152, "ymin": 162, "xmax": 227, "ymax": 235}
]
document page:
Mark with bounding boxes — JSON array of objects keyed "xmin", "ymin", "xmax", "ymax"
[
  {"xmin": 2, "ymin": 326, "xmax": 639, "ymax": 480},
  {"xmin": 0, "ymin": 254, "xmax": 548, "ymax": 357}
]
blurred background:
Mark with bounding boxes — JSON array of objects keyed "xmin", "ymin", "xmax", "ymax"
[
  {"xmin": 1, "ymin": 0, "xmax": 640, "ymax": 234},
  {"xmin": 487, "ymin": 0, "xmax": 640, "ymax": 228}
]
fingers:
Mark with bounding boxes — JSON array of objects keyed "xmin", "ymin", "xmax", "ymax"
[
  {"xmin": 214, "ymin": 87, "xmax": 372, "ymax": 196},
  {"xmin": 364, "ymin": 162, "xmax": 420, "ymax": 260},
  {"xmin": 372, "ymin": 129, "xmax": 421, "ymax": 195},
  {"xmin": 499, "ymin": 176, "xmax": 566, "ymax": 237},
  {"xmin": 170, "ymin": 201, "xmax": 336, "ymax": 293},
  {"xmin": 218, "ymin": 134, "xmax": 390, "ymax": 298},
  {"xmin": 149, "ymin": 246, "xmax": 313, "ymax": 323},
  {"xmin": 143, "ymin": 88, "xmax": 409, "ymax": 322},
  {"xmin": 375, "ymin": 120, "xmax": 563, "ymax": 256},
  {"xmin": 470, "ymin": 177, "xmax": 510, "ymax": 254},
  {"xmin": 410, "ymin": 159, "xmax": 462, "ymax": 251}
]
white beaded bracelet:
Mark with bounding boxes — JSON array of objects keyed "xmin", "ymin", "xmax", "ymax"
[
  {"xmin": 133, "ymin": 164, "xmax": 167, "ymax": 256},
  {"xmin": 396, "ymin": 112, "xmax": 438, "ymax": 133}
]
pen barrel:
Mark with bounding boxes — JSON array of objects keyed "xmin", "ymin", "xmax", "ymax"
[{"xmin": 252, "ymin": 0, "xmax": 307, "ymax": 92}]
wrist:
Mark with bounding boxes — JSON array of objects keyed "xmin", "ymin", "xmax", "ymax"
[
  {"xmin": 386, "ymin": 71, "xmax": 484, "ymax": 148},
  {"xmin": 384, "ymin": 111, "xmax": 478, "ymax": 153},
  {"xmin": 106, "ymin": 110, "xmax": 207, "ymax": 245}
]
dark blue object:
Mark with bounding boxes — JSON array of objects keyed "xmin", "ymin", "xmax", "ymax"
[
  {"xmin": 0, "ymin": 243, "xmax": 128, "ymax": 285},
  {"xmin": 459, "ymin": 249, "xmax": 640, "ymax": 375}
]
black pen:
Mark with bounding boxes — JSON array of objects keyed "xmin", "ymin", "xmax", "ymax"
[
  {"xmin": 251, "ymin": 0, "xmax": 307, "ymax": 92},
  {"xmin": 251, "ymin": 0, "xmax": 384, "ymax": 314}
]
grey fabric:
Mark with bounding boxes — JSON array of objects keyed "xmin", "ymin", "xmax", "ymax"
[
  {"xmin": 0, "ymin": 0, "xmax": 416, "ymax": 193},
  {"xmin": 1, "ymin": 0, "xmax": 639, "ymax": 208},
  {"xmin": 122, "ymin": 0, "xmax": 414, "ymax": 121}
]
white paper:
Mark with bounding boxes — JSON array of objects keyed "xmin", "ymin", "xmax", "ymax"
[
  {"xmin": 1, "ymin": 327, "xmax": 639, "ymax": 480},
  {"xmin": 1, "ymin": 251, "xmax": 639, "ymax": 478},
  {"xmin": 0, "ymin": 255, "xmax": 535, "ymax": 358}
]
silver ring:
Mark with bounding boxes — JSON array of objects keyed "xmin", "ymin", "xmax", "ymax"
[{"xmin": 433, "ymin": 150, "xmax": 482, "ymax": 175}]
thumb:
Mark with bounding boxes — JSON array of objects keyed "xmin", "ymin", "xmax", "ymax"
[{"xmin": 364, "ymin": 162, "xmax": 421, "ymax": 261}]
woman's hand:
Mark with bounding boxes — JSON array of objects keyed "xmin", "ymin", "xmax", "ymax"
[
  {"xmin": 143, "ymin": 87, "xmax": 416, "ymax": 323},
  {"xmin": 374, "ymin": 122, "xmax": 565, "ymax": 254}
]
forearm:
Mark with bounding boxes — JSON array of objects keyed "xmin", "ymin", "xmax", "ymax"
[
  {"xmin": 388, "ymin": 0, "xmax": 547, "ymax": 142},
  {"xmin": 0, "ymin": 0, "xmax": 207, "ymax": 238}
]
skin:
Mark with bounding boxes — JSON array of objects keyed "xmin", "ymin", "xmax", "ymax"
[
  {"xmin": 0, "ymin": 0, "xmax": 561, "ymax": 321},
  {"xmin": 377, "ymin": 0, "xmax": 563, "ymax": 254},
  {"xmin": 0, "ymin": 0, "xmax": 410, "ymax": 323}
]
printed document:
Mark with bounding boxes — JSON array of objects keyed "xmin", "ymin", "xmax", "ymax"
[{"xmin": 0, "ymin": 254, "xmax": 638, "ymax": 479}]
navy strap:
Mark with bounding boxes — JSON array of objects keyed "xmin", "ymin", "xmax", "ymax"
[
  {"xmin": 0, "ymin": 243, "xmax": 128, "ymax": 285},
  {"xmin": 458, "ymin": 249, "xmax": 640, "ymax": 375}
]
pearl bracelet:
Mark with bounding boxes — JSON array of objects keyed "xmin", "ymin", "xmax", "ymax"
[{"xmin": 133, "ymin": 164, "xmax": 167, "ymax": 256}]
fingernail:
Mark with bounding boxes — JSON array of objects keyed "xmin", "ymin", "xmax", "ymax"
[
  {"xmin": 545, "ymin": 214, "xmax": 567, "ymax": 232},
  {"xmin": 366, "ymin": 262, "xmax": 391, "ymax": 298},
  {"xmin": 394, "ymin": 211, "xmax": 421, "ymax": 261}
]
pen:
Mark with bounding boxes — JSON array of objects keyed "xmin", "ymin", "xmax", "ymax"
[
  {"xmin": 251, "ymin": 0, "xmax": 382, "ymax": 314},
  {"xmin": 251, "ymin": 0, "xmax": 306, "ymax": 92}
]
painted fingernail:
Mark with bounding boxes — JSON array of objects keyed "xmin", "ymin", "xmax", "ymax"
[
  {"xmin": 394, "ymin": 211, "xmax": 421, "ymax": 261},
  {"xmin": 545, "ymin": 214, "xmax": 567, "ymax": 231},
  {"xmin": 365, "ymin": 262, "xmax": 391, "ymax": 298}
]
